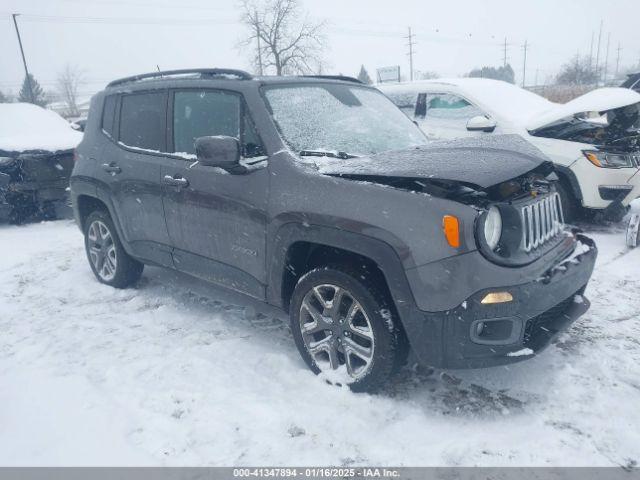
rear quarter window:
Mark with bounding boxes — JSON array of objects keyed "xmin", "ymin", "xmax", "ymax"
[{"xmin": 101, "ymin": 95, "xmax": 117, "ymax": 137}]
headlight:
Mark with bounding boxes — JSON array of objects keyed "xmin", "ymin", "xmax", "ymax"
[
  {"xmin": 583, "ymin": 150, "xmax": 639, "ymax": 168},
  {"xmin": 483, "ymin": 206, "xmax": 503, "ymax": 251},
  {"xmin": 0, "ymin": 157, "xmax": 15, "ymax": 167}
]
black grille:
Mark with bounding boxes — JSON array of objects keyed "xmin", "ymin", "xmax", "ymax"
[{"xmin": 523, "ymin": 294, "xmax": 576, "ymax": 345}]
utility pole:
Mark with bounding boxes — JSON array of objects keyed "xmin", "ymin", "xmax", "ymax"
[
  {"xmin": 594, "ymin": 20, "xmax": 603, "ymax": 85},
  {"xmin": 522, "ymin": 40, "xmax": 528, "ymax": 88},
  {"xmin": 254, "ymin": 10, "xmax": 264, "ymax": 76},
  {"xmin": 589, "ymin": 31, "xmax": 594, "ymax": 71},
  {"xmin": 603, "ymin": 32, "xmax": 610, "ymax": 85},
  {"xmin": 503, "ymin": 37, "xmax": 508, "ymax": 67},
  {"xmin": 615, "ymin": 43, "xmax": 622, "ymax": 78},
  {"xmin": 406, "ymin": 27, "xmax": 416, "ymax": 82},
  {"xmin": 11, "ymin": 13, "xmax": 34, "ymax": 103}
]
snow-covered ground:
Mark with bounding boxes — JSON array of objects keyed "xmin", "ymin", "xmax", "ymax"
[{"xmin": 1, "ymin": 218, "xmax": 639, "ymax": 467}]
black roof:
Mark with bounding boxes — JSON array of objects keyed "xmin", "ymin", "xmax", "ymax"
[{"xmin": 106, "ymin": 68, "xmax": 363, "ymax": 89}]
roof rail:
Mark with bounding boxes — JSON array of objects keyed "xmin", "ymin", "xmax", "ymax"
[
  {"xmin": 107, "ymin": 68, "xmax": 253, "ymax": 87},
  {"xmin": 301, "ymin": 75, "xmax": 363, "ymax": 84}
]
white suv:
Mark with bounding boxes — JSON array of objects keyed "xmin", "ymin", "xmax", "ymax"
[{"xmin": 380, "ymin": 78, "xmax": 640, "ymax": 222}]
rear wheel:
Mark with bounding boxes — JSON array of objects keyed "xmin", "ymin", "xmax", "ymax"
[
  {"xmin": 84, "ymin": 210, "xmax": 143, "ymax": 288},
  {"xmin": 289, "ymin": 267, "xmax": 401, "ymax": 393}
]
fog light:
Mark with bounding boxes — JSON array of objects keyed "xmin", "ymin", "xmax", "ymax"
[
  {"xmin": 481, "ymin": 291, "xmax": 513, "ymax": 304},
  {"xmin": 475, "ymin": 321, "xmax": 485, "ymax": 336}
]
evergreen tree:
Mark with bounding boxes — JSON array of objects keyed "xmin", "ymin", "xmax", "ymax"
[
  {"xmin": 357, "ymin": 65, "xmax": 373, "ymax": 84},
  {"xmin": 18, "ymin": 74, "xmax": 47, "ymax": 106},
  {"xmin": 468, "ymin": 64, "xmax": 515, "ymax": 84},
  {"xmin": 0, "ymin": 90, "xmax": 7, "ymax": 103}
]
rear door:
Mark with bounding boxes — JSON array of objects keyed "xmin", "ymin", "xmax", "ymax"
[
  {"xmin": 161, "ymin": 88, "xmax": 269, "ymax": 299},
  {"xmin": 100, "ymin": 90, "xmax": 173, "ymax": 266}
]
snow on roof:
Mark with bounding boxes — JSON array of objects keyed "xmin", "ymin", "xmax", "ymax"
[
  {"xmin": 0, "ymin": 103, "xmax": 83, "ymax": 153},
  {"xmin": 378, "ymin": 78, "xmax": 554, "ymax": 125},
  {"xmin": 379, "ymin": 78, "xmax": 640, "ymax": 130}
]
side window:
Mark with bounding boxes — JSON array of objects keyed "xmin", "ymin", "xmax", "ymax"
[
  {"xmin": 385, "ymin": 91, "xmax": 418, "ymax": 117},
  {"xmin": 119, "ymin": 92, "xmax": 166, "ymax": 151},
  {"xmin": 419, "ymin": 93, "xmax": 486, "ymax": 140},
  {"xmin": 101, "ymin": 95, "xmax": 116, "ymax": 137},
  {"xmin": 173, "ymin": 90, "xmax": 240, "ymax": 155},
  {"xmin": 424, "ymin": 93, "xmax": 483, "ymax": 121}
]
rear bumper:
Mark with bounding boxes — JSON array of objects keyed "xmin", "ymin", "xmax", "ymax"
[{"xmin": 402, "ymin": 234, "xmax": 597, "ymax": 369}]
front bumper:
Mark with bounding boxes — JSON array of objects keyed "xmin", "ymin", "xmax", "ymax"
[{"xmin": 403, "ymin": 234, "xmax": 597, "ymax": 369}]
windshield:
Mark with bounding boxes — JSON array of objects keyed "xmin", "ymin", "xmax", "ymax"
[{"xmin": 263, "ymin": 83, "xmax": 427, "ymax": 156}]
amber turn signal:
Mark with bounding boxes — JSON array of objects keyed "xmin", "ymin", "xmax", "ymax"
[
  {"xmin": 442, "ymin": 215, "xmax": 460, "ymax": 248},
  {"xmin": 584, "ymin": 151, "xmax": 602, "ymax": 167},
  {"xmin": 481, "ymin": 291, "xmax": 514, "ymax": 304}
]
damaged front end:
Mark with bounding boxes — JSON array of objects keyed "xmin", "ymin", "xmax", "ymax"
[
  {"xmin": 327, "ymin": 158, "xmax": 570, "ymax": 267},
  {"xmin": 0, "ymin": 149, "xmax": 74, "ymax": 223}
]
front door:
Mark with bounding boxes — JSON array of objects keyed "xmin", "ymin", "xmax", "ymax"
[{"xmin": 161, "ymin": 88, "xmax": 269, "ymax": 299}]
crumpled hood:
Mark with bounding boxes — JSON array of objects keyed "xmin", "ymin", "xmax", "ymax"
[
  {"xmin": 526, "ymin": 87, "xmax": 640, "ymax": 131},
  {"xmin": 316, "ymin": 134, "xmax": 550, "ymax": 189}
]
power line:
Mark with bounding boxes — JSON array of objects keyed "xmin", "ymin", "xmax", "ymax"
[
  {"xmin": 405, "ymin": 26, "xmax": 416, "ymax": 82},
  {"xmin": 603, "ymin": 32, "xmax": 610, "ymax": 84},
  {"xmin": 8, "ymin": 13, "xmax": 236, "ymax": 25},
  {"xmin": 594, "ymin": 19, "xmax": 603, "ymax": 85},
  {"xmin": 503, "ymin": 37, "xmax": 508, "ymax": 67},
  {"xmin": 11, "ymin": 14, "xmax": 34, "ymax": 102},
  {"xmin": 522, "ymin": 40, "xmax": 528, "ymax": 87}
]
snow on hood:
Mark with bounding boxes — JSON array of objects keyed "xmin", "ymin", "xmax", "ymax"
[
  {"xmin": 0, "ymin": 103, "xmax": 83, "ymax": 153},
  {"xmin": 526, "ymin": 88, "xmax": 640, "ymax": 131},
  {"xmin": 316, "ymin": 134, "xmax": 550, "ymax": 189}
]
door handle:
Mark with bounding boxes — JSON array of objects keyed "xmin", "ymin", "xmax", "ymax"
[
  {"xmin": 162, "ymin": 175, "xmax": 189, "ymax": 188},
  {"xmin": 102, "ymin": 163, "xmax": 121, "ymax": 174}
]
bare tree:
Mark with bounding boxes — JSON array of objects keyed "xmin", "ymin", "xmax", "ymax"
[
  {"xmin": 240, "ymin": 0, "xmax": 326, "ymax": 75},
  {"xmin": 556, "ymin": 55, "xmax": 598, "ymax": 86},
  {"xmin": 57, "ymin": 65, "xmax": 84, "ymax": 117}
]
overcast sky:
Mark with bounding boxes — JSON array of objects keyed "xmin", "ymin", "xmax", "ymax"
[{"xmin": 1, "ymin": 0, "xmax": 639, "ymax": 98}]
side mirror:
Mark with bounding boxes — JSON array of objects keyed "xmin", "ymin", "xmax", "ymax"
[
  {"xmin": 195, "ymin": 136, "xmax": 245, "ymax": 174},
  {"xmin": 466, "ymin": 115, "xmax": 497, "ymax": 132}
]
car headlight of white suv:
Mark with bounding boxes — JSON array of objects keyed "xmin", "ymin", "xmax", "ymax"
[{"xmin": 583, "ymin": 150, "xmax": 639, "ymax": 168}]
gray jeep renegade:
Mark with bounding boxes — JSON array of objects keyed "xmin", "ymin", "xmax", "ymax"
[{"xmin": 71, "ymin": 68, "xmax": 597, "ymax": 392}]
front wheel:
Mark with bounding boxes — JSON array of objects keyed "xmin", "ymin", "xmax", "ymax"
[
  {"xmin": 84, "ymin": 210, "xmax": 143, "ymax": 288},
  {"xmin": 289, "ymin": 267, "xmax": 402, "ymax": 393}
]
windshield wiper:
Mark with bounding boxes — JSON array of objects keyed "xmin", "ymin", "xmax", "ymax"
[{"xmin": 299, "ymin": 150, "xmax": 359, "ymax": 159}]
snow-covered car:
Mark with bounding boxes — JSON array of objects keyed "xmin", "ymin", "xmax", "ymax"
[
  {"xmin": 0, "ymin": 103, "xmax": 82, "ymax": 223},
  {"xmin": 621, "ymin": 72, "xmax": 640, "ymax": 93},
  {"xmin": 380, "ymin": 79, "xmax": 640, "ymax": 222}
]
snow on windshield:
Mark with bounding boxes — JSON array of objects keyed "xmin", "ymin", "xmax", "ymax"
[
  {"xmin": 264, "ymin": 84, "xmax": 427, "ymax": 156},
  {"xmin": 0, "ymin": 103, "xmax": 82, "ymax": 153}
]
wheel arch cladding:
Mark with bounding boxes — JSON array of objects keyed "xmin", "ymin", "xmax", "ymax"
[
  {"xmin": 268, "ymin": 223, "xmax": 418, "ymax": 320},
  {"xmin": 76, "ymin": 194, "xmax": 109, "ymax": 230}
]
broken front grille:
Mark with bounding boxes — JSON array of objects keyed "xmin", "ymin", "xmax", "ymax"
[{"xmin": 520, "ymin": 192, "xmax": 564, "ymax": 252}]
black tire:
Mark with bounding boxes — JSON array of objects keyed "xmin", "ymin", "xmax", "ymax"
[
  {"xmin": 289, "ymin": 266, "xmax": 402, "ymax": 393},
  {"xmin": 556, "ymin": 181, "xmax": 580, "ymax": 224},
  {"xmin": 83, "ymin": 209, "xmax": 143, "ymax": 288},
  {"xmin": 40, "ymin": 201, "xmax": 58, "ymax": 221}
]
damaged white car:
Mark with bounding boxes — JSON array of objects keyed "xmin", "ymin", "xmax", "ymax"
[{"xmin": 380, "ymin": 79, "xmax": 640, "ymax": 222}]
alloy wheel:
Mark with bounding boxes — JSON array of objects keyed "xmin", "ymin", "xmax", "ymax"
[
  {"xmin": 87, "ymin": 220, "xmax": 118, "ymax": 282},
  {"xmin": 299, "ymin": 284, "xmax": 375, "ymax": 381}
]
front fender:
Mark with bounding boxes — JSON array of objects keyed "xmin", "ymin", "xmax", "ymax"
[{"xmin": 266, "ymin": 220, "xmax": 419, "ymax": 323}]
